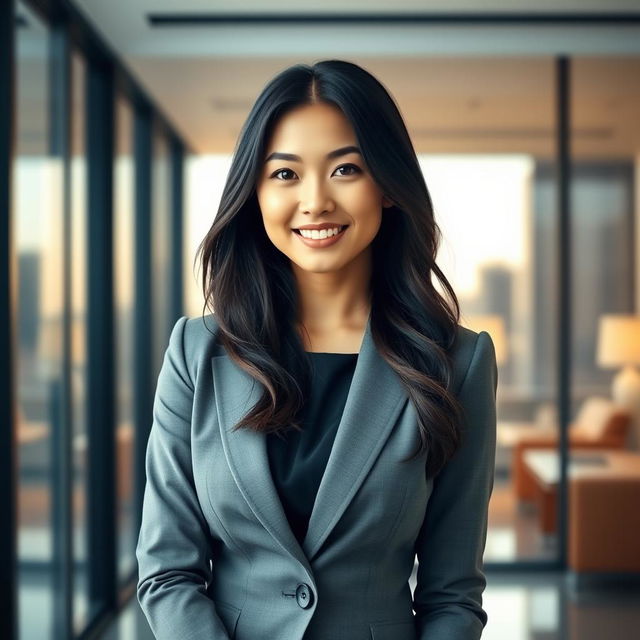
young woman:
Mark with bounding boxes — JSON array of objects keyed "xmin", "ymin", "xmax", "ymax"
[{"xmin": 136, "ymin": 59, "xmax": 498, "ymax": 640}]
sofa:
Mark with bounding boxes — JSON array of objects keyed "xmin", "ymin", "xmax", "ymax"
[{"xmin": 511, "ymin": 396, "xmax": 631, "ymax": 502}]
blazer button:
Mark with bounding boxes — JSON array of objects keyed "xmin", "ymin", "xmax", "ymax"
[{"xmin": 295, "ymin": 583, "xmax": 314, "ymax": 609}]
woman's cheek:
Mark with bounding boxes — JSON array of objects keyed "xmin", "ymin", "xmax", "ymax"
[{"xmin": 261, "ymin": 191, "xmax": 293, "ymax": 223}]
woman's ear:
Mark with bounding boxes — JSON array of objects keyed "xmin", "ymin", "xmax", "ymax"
[{"xmin": 382, "ymin": 195, "xmax": 394, "ymax": 208}]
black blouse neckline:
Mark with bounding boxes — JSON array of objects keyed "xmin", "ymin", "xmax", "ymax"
[{"xmin": 305, "ymin": 351, "xmax": 358, "ymax": 356}]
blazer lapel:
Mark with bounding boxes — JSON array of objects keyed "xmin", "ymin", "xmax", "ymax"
[
  {"xmin": 211, "ymin": 313, "xmax": 409, "ymax": 568},
  {"xmin": 212, "ymin": 351, "xmax": 312, "ymax": 573},
  {"xmin": 302, "ymin": 316, "xmax": 409, "ymax": 560}
]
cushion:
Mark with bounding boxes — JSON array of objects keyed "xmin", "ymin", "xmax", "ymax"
[{"xmin": 572, "ymin": 396, "xmax": 617, "ymax": 440}]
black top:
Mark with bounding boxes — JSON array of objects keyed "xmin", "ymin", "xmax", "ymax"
[{"xmin": 266, "ymin": 351, "xmax": 359, "ymax": 546}]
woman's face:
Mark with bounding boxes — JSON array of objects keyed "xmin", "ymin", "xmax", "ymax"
[{"xmin": 256, "ymin": 102, "xmax": 393, "ymax": 276}]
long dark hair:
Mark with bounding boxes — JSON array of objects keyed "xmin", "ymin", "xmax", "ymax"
[{"xmin": 195, "ymin": 59, "xmax": 465, "ymax": 480}]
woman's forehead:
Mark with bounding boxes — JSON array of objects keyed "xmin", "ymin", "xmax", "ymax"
[
  {"xmin": 269, "ymin": 103, "xmax": 354, "ymax": 138},
  {"xmin": 264, "ymin": 106, "xmax": 358, "ymax": 158}
]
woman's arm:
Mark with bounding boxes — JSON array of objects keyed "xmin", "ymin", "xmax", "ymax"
[
  {"xmin": 136, "ymin": 316, "xmax": 231, "ymax": 640},
  {"xmin": 413, "ymin": 330, "xmax": 498, "ymax": 640}
]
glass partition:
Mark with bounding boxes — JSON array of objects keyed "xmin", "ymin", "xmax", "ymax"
[
  {"xmin": 151, "ymin": 125, "xmax": 173, "ymax": 381},
  {"xmin": 70, "ymin": 48, "xmax": 90, "ymax": 632},
  {"xmin": 14, "ymin": 3, "xmax": 59, "ymax": 636},
  {"xmin": 404, "ymin": 58, "xmax": 558, "ymax": 563},
  {"xmin": 114, "ymin": 93, "xmax": 136, "ymax": 583}
]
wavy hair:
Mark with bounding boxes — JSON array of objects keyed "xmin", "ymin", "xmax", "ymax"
[{"xmin": 195, "ymin": 59, "xmax": 465, "ymax": 480}]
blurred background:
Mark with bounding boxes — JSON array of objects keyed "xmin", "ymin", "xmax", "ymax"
[{"xmin": 2, "ymin": 1, "xmax": 640, "ymax": 639}]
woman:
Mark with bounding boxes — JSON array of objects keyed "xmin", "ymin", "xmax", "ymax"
[{"xmin": 136, "ymin": 59, "xmax": 497, "ymax": 640}]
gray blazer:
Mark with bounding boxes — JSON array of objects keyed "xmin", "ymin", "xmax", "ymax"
[{"xmin": 136, "ymin": 313, "xmax": 497, "ymax": 640}]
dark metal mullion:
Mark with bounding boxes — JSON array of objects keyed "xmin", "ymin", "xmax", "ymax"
[
  {"xmin": 170, "ymin": 136, "xmax": 184, "ymax": 320},
  {"xmin": 555, "ymin": 55, "xmax": 572, "ymax": 639},
  {"xmin": 147, "ymin": 11, "xmax": 640, "ymax": 25},
  {"xmin": 49, "ymin": 16, "xmax": 73, "ymax": 640},
  {"xmin": 0, "ymin": 1, "xmax": 17, "ymax": 639},
  {"xmin": 86, "ymin": 55, "xmax": 116, "ymax": 617},
  {"xmin": 133, "ymin": 103, "xmax": 153, "ymax": 545},
  {"xmin": 556, "ymin": 56, "xmax": 571, "ymax": 575}
]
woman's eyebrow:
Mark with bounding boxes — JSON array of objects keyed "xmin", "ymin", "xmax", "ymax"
[{"xmin": 264, "ymin": 145, "xmax": 361, "ymax": 163}]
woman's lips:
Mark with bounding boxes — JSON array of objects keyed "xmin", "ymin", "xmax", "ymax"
[{"xmin": 292, "ymin": 225, "xmax": 348, "ymax": 248}]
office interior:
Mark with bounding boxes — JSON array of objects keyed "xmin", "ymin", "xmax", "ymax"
[{"xmin": 2, "ymin": 1, "xmax": 640, "ymax": 639}]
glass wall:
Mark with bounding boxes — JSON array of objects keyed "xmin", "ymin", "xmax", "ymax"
[
  {"xmin": 400, "ymin": 58, "xmax": 559, "ymax": 565},
  {"xmin": 70, "ymin": 49, "xmax": 89, "ymax": 632},
  {"xmin": 565, "ymin": 58, "xmax": 639, "ymax": 577},
  {"xmin": 151, "ymin": 124, "xmax": 174, "ymax": 381},
  {"xmin": 571, "ymin": 57, "xmax": 637, "ymax": 406},
  {"xmin": 113, "ymin": 93, "xmax": 136, "ymax": 583},
  {"xmin": 184, "ymin": 154, "xmax": 231, "ymax": 317},
  {"xmin": 9, "ymin": 3, "xmax": 186, "ymax": 637},
  {"xmin": 14, "ymin": 3, "xmax": 59, "ymax": 636}
]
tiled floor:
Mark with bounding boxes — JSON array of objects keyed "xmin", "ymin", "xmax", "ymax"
[{"xmin": 104, "ymin": 570, "xmax": 640, "ymax": 640}]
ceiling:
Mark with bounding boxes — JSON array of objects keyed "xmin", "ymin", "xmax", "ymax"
[{"xmin": 69, "ymin": 1, "xmax": 640, "ymax": 157}]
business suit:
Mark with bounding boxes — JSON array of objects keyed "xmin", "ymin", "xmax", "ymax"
[{"xmin": 136, "ymin": 312, "xmax": 498, "ymax": 640}]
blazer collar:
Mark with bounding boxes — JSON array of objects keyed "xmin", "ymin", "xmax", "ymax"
[{"xmin": 211, "ymin": 313, "xmax": 409, "ymax": 570}]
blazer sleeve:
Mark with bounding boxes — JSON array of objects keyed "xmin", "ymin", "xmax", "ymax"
[
  {"xmin": 136, "ymin": 316, "xmax": 231, "ymax": 640},
  {"xmin": 413, "ymin": 330, "xmax": 498, "ymax": 640}
]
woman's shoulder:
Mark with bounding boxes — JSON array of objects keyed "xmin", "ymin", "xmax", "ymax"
[
  {"xmin": 450, "ymin": 324, "xmax": 497, "ymax": 396},
  {"xmin": 183, "ymin": 312, "xmax": 219, "ymax": 337},
  {"xmin": 180, "ymin": 313, "xmax": 226, "ymax": 359}
]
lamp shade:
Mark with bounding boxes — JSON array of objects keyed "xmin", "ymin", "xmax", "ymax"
[
  {"xmin": 596, "ymin": 314, "xmax": 640, "ymax": 368},
  {"xmin": 462, "ymin": 314, "xmax": 508, "ymax": 365}
]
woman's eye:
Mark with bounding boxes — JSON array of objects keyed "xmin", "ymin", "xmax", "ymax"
[
  {"xmin": 334, "ymin": 164, "xmax": 360, "ymax": 176},
  {"xmin": 272, "ymin": 168, "xmax": 297, "ymax": 180}
]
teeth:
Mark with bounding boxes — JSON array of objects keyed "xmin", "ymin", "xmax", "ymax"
[{"xmin": 299, "ymin": 226, "xmax": 343, "ymax": 239}]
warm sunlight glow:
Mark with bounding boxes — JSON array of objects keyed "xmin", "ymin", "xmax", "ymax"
[
  {"xmin": 185, "ymin": 155, "xmax": 233, "ymax": 316},
  {"xmin": 418, "ymin": 154, "xmax": 534, "ymax": 297}
]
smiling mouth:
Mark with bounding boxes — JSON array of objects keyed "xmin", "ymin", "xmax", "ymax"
[{"xmin": 292, "ymin": 225, "xmax": 349, "ymax": 236}]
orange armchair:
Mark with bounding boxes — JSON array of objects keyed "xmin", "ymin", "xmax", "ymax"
[{"xmin": 512, "ymin": 396, "xmax": 631, "ymax": 502}]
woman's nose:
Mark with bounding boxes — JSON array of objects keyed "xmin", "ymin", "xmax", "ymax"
[{"xmin": 300, "ymin": 177, "xmax": 335, "ymax": 215}]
